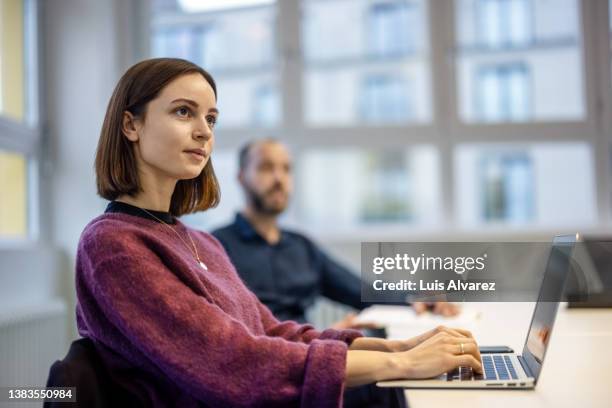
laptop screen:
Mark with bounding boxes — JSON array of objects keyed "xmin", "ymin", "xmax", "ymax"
[{"xmin": 522, "ymin": 235, "xmax": 576, "ymax": 381}]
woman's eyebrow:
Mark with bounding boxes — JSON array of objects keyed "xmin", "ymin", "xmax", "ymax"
[{"xmin": 170, "ymin": 98, "xmax": 199, "ymax": 108}]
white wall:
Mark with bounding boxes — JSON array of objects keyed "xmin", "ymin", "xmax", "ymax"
[{"xmin": 43, "ymin": 0, "xmax": 141, "ymax": 340}]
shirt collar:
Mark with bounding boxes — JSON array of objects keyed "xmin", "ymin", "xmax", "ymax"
[
  {"xmin": 234, "ymin": 212, "xmax": 288, "ymax": 246},
  {"xmin": 234, "ymin": 212, "xmax": 260, "ymax": 240}
]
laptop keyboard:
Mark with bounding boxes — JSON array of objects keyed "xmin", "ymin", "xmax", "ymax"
[{"xmin": 446, "ymin": 355, "xmax": 518, "ymax": 381}]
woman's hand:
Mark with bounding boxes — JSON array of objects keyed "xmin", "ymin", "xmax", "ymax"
[
  {"xmin": 388, "ymin": 325, "xmax": 476, "ymax": 352},
  {"xmin": 345, "ymin": 326, "xmax": 482, "ymax": 387},
  {"xmin": 349, "ymin": 325, "xmax": 475, "ymax": 353},
  {"xmin": 391, "ymin": 329, "xmax": 483, "ymax": 379}
]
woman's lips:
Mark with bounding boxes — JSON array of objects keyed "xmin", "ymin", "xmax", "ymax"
[{"xmin": 185, "ymin": 150, "xmax": 206, "ymax": 161}]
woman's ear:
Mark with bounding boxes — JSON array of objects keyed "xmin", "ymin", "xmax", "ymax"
[
  {"xmin": 237, "ymin": 170, "xmax": 246, "ymax": 187},
  {"xmin": 122, "ymin": 111, "xmax": 141, "ymax": 142}
]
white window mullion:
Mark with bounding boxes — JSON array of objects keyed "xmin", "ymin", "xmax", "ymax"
[
  {"xmin": 278, "ymin": 0, "xmax": 303, "ymax": 134},
  {"xmin": 585, "ymin": 0, "xmax": 612, "ymax": 225},
  {"xmin": 430, "ymin": 0, "xmax": 457, "ymax": 228}
]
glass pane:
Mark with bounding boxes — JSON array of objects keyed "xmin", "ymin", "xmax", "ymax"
[
  {"xmin": 151, "ymin": 0, "xmax": 280, "ymax": 128},
  {"xmin": 298, "ymin": 147, "xmax": 441, "ymax": 228},
  {"xmin": 0, "ymin": 0, "xmax": 26, "ymax": 122},
  {"xmin": 455, "ymin": 142, "xmax": 596, "ymax": 226},
  {"xmin": 302, "ymin": 0, "xmax": 431, "ymax": 126},
  {"xmin": 455, "ymin": 0, "xmax": 585, "ymax": 123},
  {"xmin": 0, "ymin": 150, "xmax": 27, "ymax": 238}
]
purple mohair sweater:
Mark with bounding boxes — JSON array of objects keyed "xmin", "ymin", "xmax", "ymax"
[{"xmin": 75, "ymin": 212, "xmax": 363, "ymax": 407}]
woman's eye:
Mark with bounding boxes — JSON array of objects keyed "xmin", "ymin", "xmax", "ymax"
[
  {"xmin": 206, "ymin": 116, "xmax": 217, "ymax": 128},
  {"xmin": 175, "ymin": 107, "xmax": 191, "ymax": 117}
]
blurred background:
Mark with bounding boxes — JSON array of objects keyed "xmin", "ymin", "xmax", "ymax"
[{"xmin": 1, "ymin": 0, "xmax": 611, "ymax": 399}]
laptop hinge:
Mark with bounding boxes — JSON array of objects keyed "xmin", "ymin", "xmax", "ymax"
[{"xmin": 517, "ymin": 355, "xmax": 533, "ymax": 377}]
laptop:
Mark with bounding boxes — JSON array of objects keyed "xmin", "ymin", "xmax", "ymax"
[
  {"xmin": 566, "ymin": 235, "xmax": 612, "ymax": 308},
  {"xmin": 377, "ymin": 234, "xmax": 578, "ymax": 390}
]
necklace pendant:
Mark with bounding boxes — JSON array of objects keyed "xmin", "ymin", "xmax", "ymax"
[{"xmin": 199, "ymin": 261, "xmax": 208, "ymax": 270}]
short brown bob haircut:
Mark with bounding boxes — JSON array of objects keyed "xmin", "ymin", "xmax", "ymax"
[{"xmin": 95, "ymin": 58, "xmax": 220, "ymax": 217}]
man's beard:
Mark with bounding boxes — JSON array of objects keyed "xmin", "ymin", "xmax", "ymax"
[{"xmin": 245, "ymin": 183, "xmax": 288, "ymax": 216}]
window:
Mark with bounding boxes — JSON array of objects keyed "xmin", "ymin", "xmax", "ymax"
[
  {"xmin": 1, "ymin": 0, "xmax": 26, "ymax": 122},
  {"xmin": 0, "ymin": 150, "xmax": 28, "ymax": 238},
  {"xmin": 360, "ymin": 75, "xmax": 413, "ymax": 122},
  {"xmin": 252, "ymin": 84, "xmax": 280, "ymax": 126},
  {"xmin": 475, "ymin": 62, "xmax": 530, "ymax": 121},
  {"xmin": 480, "ymin": 151, "xmax": 533, "ymax": 222},
  {"xmin": 456, "ymin": 0, "xmax": 585, "ymax": 123},
  {"xmin": 369, "ymin": 2, "xmax": 418, "ymax": 57},
  {"xmin": 455, "ymin": 143, "xmax": 596, "ymax": 227},
  {"xmin": 0, "ymin": 0, "xmax": 40, "ymax": 241},
  {"xmin": 298, "ymin": 147, "xmax": 441, "ymax": 229},
  {"xmin": 151, "ymin": 0, "xmax": 280, "ymax": 128},
  {"xmin": 146, "ymin": 0, "xmax": 608, "ymax": 236},
  {"xmin": 478, "ymin": 0, "xmax": 532, "ymax": 48},
  {"xmin": 302, "ymin": 0, "xmax": 431, "ymax": 126},
  {"xmin": 152, "ymin": 26, "xmax": 206, "ymax": 63}
]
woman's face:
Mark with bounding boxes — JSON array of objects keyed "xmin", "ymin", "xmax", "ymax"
[{"xmin": 126, "ymin": 72, "xmax": 218, "ymax": 183}]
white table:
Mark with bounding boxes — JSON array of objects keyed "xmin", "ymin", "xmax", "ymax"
[{"xmin": 379, "ymin": 303, "xmax": 612, "ymax": 408}]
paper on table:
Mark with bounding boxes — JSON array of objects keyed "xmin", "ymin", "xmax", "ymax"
[{"xmin": 355, "ymin": 305, "xmax": 482, "ymax": 340}]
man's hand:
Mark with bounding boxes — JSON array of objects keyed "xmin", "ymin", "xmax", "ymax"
[{"xmin": 412, "ymin": 301, "xmax": 461, "ymax": 317}]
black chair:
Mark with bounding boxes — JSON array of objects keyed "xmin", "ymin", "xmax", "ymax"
[
  {"xmin": 44, "ymin": 337, "xmax": 140, "ymax": 407},
  {"xmin": 46, "ymin": 338, "xmax": 406, "ymax": 408}
]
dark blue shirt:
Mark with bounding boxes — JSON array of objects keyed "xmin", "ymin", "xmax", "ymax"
[{"xmin": 212, "ymin": 213, "xmax": 364, "ymax": 323}]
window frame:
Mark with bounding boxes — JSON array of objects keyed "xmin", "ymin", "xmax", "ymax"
[
  {"xmin": 143, "ymin": 0, "xmax": 612, "ymax": 239},
  {"xmin": 0, "ymin": 0, "xmax": 44, "ymax": 244}
]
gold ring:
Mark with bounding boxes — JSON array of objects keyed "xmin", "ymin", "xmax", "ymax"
[{"xmin": 460, "ymin": 343, "xmax": 465, "ymax": 354}]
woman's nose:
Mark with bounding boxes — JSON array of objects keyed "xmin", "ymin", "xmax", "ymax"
[{"xmin": 193, "ymin": 120, "xmax": 213, "ymax": 140}]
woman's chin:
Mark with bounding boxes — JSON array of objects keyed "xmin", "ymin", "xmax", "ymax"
[
  {"xmin": 171, "ymin": 160, "xmax": 208, "ymax": 180},
  {"xmin": 177, "ymin": 168, "xmax": 205, "ymax": 180}
]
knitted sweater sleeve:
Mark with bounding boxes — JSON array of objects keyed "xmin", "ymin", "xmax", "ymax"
[
  {"xmin": 76, "ymin": 225, "xmax": 349, "ymax": 408},
  {"xmin": 252, "ymin": 294, "xmax": 364, "ymax": 345}
]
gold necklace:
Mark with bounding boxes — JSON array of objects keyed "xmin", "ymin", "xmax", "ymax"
[{"xmin": 139, "ymin": 208, "xmax": 208, "ymax": 270}]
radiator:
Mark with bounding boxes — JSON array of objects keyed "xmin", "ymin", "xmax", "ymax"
[{"xmin": 0, "ymin": 300, "xmax": 67, "ymax": 408}]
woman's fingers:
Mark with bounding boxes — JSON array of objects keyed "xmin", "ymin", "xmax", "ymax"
[
  {"xmin": 448, "ymin": 327, "xmax": 474, "ymax": 338},
  {"xmin": 454, "ymin": 354, "xmax": 483, "ymax": 373},
  {"xmin": 398, "ymin": 327, "xmax": 484, "ymax": 379},
  {"xmin": 437, "ymin": 325, "xmax": 474, "ymax": 339},
  {"xmin": 444, "ymin": 337, "xmax": 482, "ymax": 362},
  {"xmin": 433, "ymin": 325, "xmax": 473, "ymax": 339},
  {"xmin": 406, "ymin": 326, "xmax": 478, "ymax": 357},
  {"xmin": 442, "ymin": 327, "xmax": 472, "ymax": 340}
]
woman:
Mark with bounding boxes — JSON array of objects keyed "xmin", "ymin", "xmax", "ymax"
[{"xmin": 75, "ymin": 57, "xmax": 482, "ymax": 407}]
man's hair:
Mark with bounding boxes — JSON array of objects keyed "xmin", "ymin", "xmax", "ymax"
[
  {"xmin": 95, "ymin": 58, "xmax": 221, "ymax": 216},
  {"xmin": 238, "ymin": 138, "xmax": 280, "ymax": 172}
]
